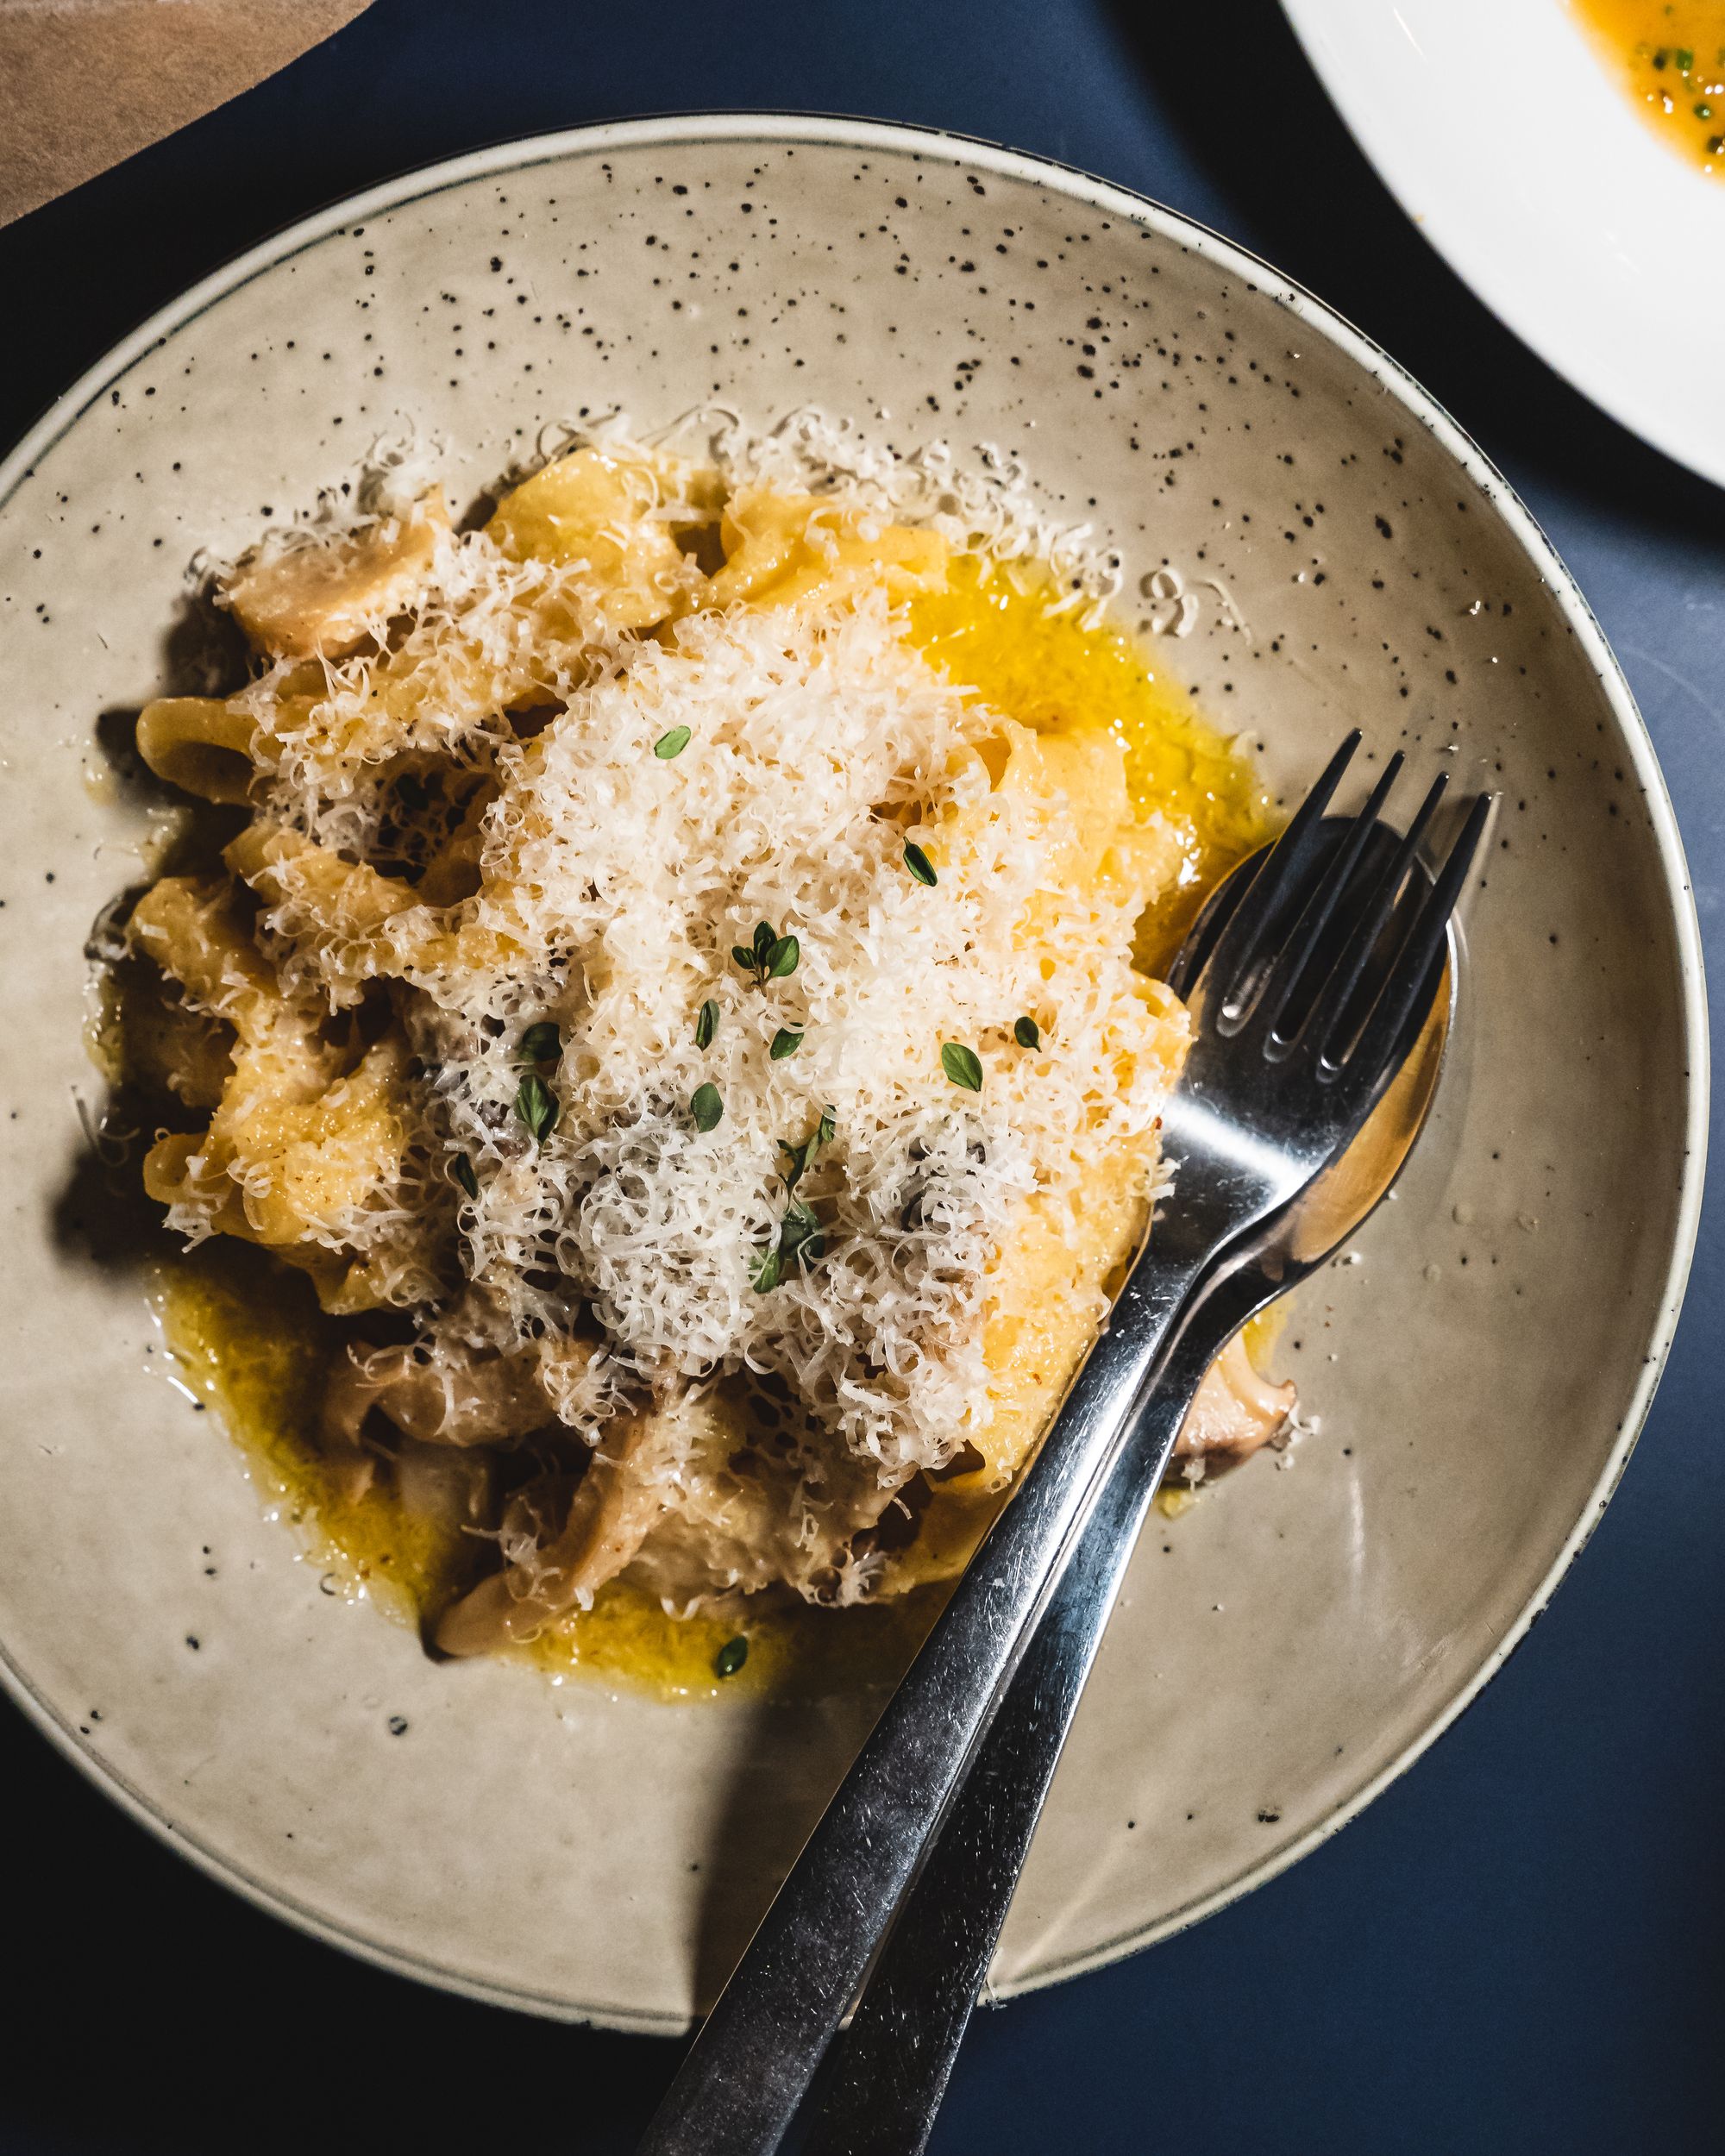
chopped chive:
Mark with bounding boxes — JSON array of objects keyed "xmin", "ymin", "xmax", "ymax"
[
  {"xmin": 694, "ymin": 999, "xmax": 719, "ymax": 1050},
  {"xmin": 653, "ymin": 724, "xmax": 693, "ymax": 759},
  {"xmin": 766, "ymin": 932, "xmax": 800, "ymax": 980},
  {"xmin": 941, "ymin": 1041, "xmax": 983, "ymax": 1093},
  {"xmin": 450, "ymin": 1154, "xmax": 480, "ymax": 1200},
  {"xmin": 1013, "ymin": 1015, "xmax": 1041, "ymax": 1050},
  {"xmin": 903, "ymin": 839, "xmax": 938, "ymax": 887},
  {"xmin": 518, "ymin": 1020, "xmax": 561, "ymax": 1067},
  {"xmin": 770, "ymin": 1028, "xmax": 805, "ymax": 1061},
  {"xmin": 715, "ymin": 1635, "xmax": 749, "ymax": 1677},
  {"xmin": 1676, "ymin": 46, "xmax": 1695, "ymax": 72},
  {"xmin": 691, "ymin": 1081, "xmax": 724, "ymax": 1132},
  {"xmin": 515, "ymin": 1072, "xmax": 558, "ymax": 1145},
  {"xmin": 1697, "ymin": 101, "xmax": 1715, "ymax": 117}
]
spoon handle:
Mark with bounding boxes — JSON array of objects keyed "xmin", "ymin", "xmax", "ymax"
[
  {"xmin": 635, "ymin": 1239, "xmax": 1212, "ymax": 2156},
  {"xmin": 800, "ymin": 1311, "xmax": 1230, "ymax": 2156}
]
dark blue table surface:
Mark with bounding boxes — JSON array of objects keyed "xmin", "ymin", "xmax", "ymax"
[{"xmin": 3, "ymin": 4, "xmax": 1721, "ymax": 2151}]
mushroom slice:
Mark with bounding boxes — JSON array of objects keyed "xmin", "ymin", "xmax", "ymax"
[
  {"xmin": 435, "ymin": 1401, "xmax": 687, "ymax": 1656},
  {"xmin": 1171, "ymin": 1334, "xmax": 1296, "ymax": 1478},
  {"xmin": 320, "ymin": 1336, "xmax": 554, "ymax": 1455}
]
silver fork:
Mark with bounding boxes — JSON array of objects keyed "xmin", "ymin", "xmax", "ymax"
[
  {"xmin": 800, "ymin": 812, "xmax": 1465, "ymax": 2156},
  {"xmin": 637, "ymin": 738, "xmax": 1493, "ymax": 2156}
]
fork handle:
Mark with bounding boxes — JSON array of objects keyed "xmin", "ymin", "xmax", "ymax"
[
  {"xmin": 800, "ymin": 1319, "xmax": 1221, "ymax": 2156},
  {"xmin": 635, "ymin": 1238, "xmax": 1215, "ymax": 2156}
]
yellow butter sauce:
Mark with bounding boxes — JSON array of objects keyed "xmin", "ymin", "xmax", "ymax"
[
  {"xmin": 909, "ymin": 555, "xmax": 1270, "ymax": 965},
  {"xmin": 151, "ymin": 1246, "xmax": 476, "ymax": 1628},
  {"xmin": 154, "ymin": 1245, "xmax": 941, "ymax": 1699},
  {"xmin": 1570, "ymin": 0, "xmax": 1725, "ymax": 173},
  {"xmin": 152, "ymin": 560, "xmax": 1269, "ymax": 1701}
]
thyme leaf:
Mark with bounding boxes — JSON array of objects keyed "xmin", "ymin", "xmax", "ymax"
[
  {"xmin": 779, "ymin": 1106, "xmax": 837, "ymax": 1194},
  {"xmin": 518, "ymin": 1020, "xmax": 562, "ymax": 1068},
  {"xmin": 515, "ymin": 1072, "xmax": 558, "ymax": 1144},
  {"xmin": 940, "ymin": 1041, "xmax": 983, "ymax": 1093}
]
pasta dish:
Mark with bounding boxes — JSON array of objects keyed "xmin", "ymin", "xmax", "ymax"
[{"xmin": 107, "ymin": 422, "xmax": 1292, "ymax": 1689}]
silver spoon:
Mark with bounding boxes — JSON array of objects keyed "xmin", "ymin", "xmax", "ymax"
[
  {"xmin": 801, "ymin": 820, "xmax": 1458, "ymax": 2156},
  {"xmin": 638, "ymin": 741, "xmax": 1491, "ymax": 2156}
]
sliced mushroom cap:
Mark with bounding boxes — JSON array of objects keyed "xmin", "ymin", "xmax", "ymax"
[
  {"xmin": 436, "ymin": 1405, "xmax": 678, "ymax": 1656},
  {"xmin": 1171, "ymin": 1334, "xmax": 1296, "ymax": 1477}
]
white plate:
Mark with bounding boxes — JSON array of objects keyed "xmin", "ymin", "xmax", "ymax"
[
  {"xmin": 0, "ymin": 116, "xmax": 1705, "ymax": 2027},
  {"xmin": 1282, "ymin": 0, "xmax": 1725, "ymax": 486}
]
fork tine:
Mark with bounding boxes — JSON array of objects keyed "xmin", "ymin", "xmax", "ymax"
[
  {"xmin": 1202, "ymin": 730, "xmax": 1362, "ymax": 1015},
  {"xmin": 1295, "ymin": 768, "xmax": 1450, "ymax": 1058},
  {"xmin": 1333, "ymin": 790, "xmax": 1493, "ymax": 1081},
  {"xmin": 1249, "ymin": 751, "xmax": 1406, "ymax": 1043}
]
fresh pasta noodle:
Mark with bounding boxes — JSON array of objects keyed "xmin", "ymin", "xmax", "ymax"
[
  {"xmin": 135, "ymin": 696, "xmax": 262, "ymax": 805},
  {"xmin": 110, "ymin": 422, "xmax": 1294, "ymax": 1685}
]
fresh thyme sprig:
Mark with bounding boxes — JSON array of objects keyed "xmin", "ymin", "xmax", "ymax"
[
  {"xmin": 731, "ymin": 918, "xmax": 799, "ymax": 987},
  {"xmin": 779, "ymin": 1106, "xmax": 837, "ymax": 1194},
  {"xmin": 752, "ymin": 1106, "xmax": 837, "ymax": 1293}
]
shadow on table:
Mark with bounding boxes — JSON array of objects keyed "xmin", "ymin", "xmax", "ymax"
[
  {"xmin": 1102, "ymin": 0, "xmax": 1723, "ymax": 543},
  {"xmin": 0, "ymin": 1695, "xmax": 684, "ymax": 2156}
]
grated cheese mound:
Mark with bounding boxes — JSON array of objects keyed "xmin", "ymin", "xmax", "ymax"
[{"xmin": 123, "ymin": 424, "xmax": 1207, "ymax": 1650}]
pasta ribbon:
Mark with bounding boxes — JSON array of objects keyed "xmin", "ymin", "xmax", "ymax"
[
  {"xmin": 486, "ymin": 445, "xmax": 714, "ymax": 632},
  {"xmin": 224, "ymin": 491, "xmax": 449, "ymax": 659},
  {"xmin": 135, "ymin": 697, "xmax": 262, "ymax": 805},
  {"xmin": 705, "ymin": 490, "xmax": 949, "ymax": 611}
]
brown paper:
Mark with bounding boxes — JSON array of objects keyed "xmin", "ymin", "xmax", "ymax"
[{"xmin": 0, "ymin": 0, "xmax": 373, "ymax": 227}]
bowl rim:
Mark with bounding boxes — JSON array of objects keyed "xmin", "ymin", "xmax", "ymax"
[{"xmin": 0, "ymin": 110, "xmax": 1708, "ymax": 2027}]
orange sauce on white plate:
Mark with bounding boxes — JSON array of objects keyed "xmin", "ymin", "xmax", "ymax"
[{"xmin": 1571, "ymin": 0, "xmax": 1725, "ymax": 174}]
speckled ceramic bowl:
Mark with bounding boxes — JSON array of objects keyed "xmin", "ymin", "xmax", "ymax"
[{"xmin": 0, "ymin": 117, "xmax": 1704, "ymax": 2028}]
